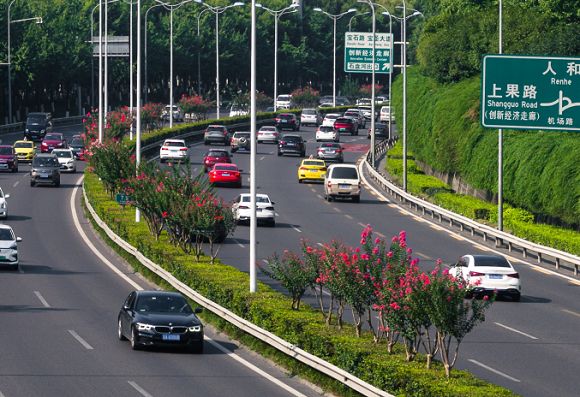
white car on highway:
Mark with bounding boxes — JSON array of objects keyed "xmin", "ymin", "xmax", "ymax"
[
  {"xmin": 321, "ymin": 113, "xmax": 341, "ymax": 127},
  {"xmin": 232, "ymin": 193, "xmax": 276, "ymax": 227},
  {"xmin": 159, "ymin": 139, "xmax": 189, "ymax": 163},
  {"xmin": 316, "ymin": 126, "xmax": 338, "ymax": 142},
  {"xmin": 449, "ymin": 255, "xmax": 521, "ymax": 302},
  {"xmin": 0, "ymin": 187, "xmax": 9, "ymax": 219},
  {"xmin": 52, "ymin": 149, "xmax": 77, "ymax": 173},
  {"xmin": 380, "ymin": 106, "xmax": 395, "ymax": 123},
  {"xmin": 0, "ymin": 224, "xmax": 21, "ymax": 270}
]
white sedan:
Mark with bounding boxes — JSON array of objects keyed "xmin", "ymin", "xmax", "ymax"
[
  {"xmin": 0, "ymin": 187, "xmax": 9, "ymax": 219},
  {"xmin": 159, "ymin": 139, "xmax": 188, "ymax": 163},
  {"xmin": 316, "ymin": 126, "xmax": 338, "ymax": 142},
  {"xmin": 52, "ymin": 149, "xmax": 77, "ymax": 173},
  {"xmin": 449, "ymin": 255, "xmax": 521, "ymax": 302},
  {"xmin": 232, "ymin": 193, "xmax": 275, "ymax": 227},
  {"xmin": 321, "ymin": 113, "xmax": 341, "ymax": 127}
]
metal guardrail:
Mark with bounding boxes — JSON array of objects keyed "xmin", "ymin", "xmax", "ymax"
[
  {"xmin": 82, "ymin": 185, "xmax": 394, "ymax": 397},
  {"xmin": 363, "ymin": 140, "xmax": 580, "ymax": 276}
]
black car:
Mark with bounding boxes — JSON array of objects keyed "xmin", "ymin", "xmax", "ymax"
[
  {"xmin": 317, "ymin": 142, "xmax": 344, "ymax": 163},
  {"xmin": 69, "ymin": 135, "xmax": 86, "ymax": 160},
  {"xmin": 278, "ymin": 134, "xmax": 306, "ymax": 157},
  {"xmin": 30, "ymin": 153, "xmax": 60, "ymax": 187},
  {"xmin": 275, "ymin": 113, "xmax": 301, "ymax": 131},
  {"xmin": 367, "ymin": 123, "xmax": 390, "ymax": 140},
  {"xmin": 24, "ymin": 112, "xmax": 52, "ymax": 141},
  {"xmin": 204, "ymin": 125, "xmax": 230, "ymax": 145},
  {"xmin": 118, "ymin": 290, "xmax": 204, "ymax": 353}
]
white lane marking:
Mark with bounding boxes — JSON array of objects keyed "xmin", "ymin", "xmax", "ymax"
[
  {"xmin": 0, "ymin": 390, "xmax": 5, "ymax": 397},
  {"xmin": 34, "ymin": 291, "xmax": 50, "ymax": 308},
  {"xmin": 468, "ymin": 359, "xmax": 520, "ymax": 382},
  {"xmin": 18, "ymin": 265, "xmax": 24, "ymax": 274},
  {"xmin": 205, "ymin": 336, "xmax": 308, "ymax": 397},
  {"xmin": 68, "ymin": 330, "xmax": 94, "ymax": 350},
  {"xmin": 260, "ymin": 156, "xmax": 265, "ymax": 160},
  {"xmin": 128, "ymin": 381, "xmax": 154, "ymax": 397},
  {"xmin": 71, "ymin": 176, "xmax": 143, "ymax": 291},
  {"xmin": 13, "ymin": 181, "xmax": 19, "ymax": 187},
  {"xmin": 232, "ymin": 238, "xmax": 245, "ymax": 248},
  {"xmin": 290, "ymin": 225, "xmax": 302, "ymax": 233},
  {"xmin": 317, "ymin": 243, "xmax": 323, "ymax": 247},
  {"xmin": 275, "ymin": 212, "xmax": 279, "ymax": 216},
  {"xmin": 494, "ymin": 322, "xmax": 538, "ymax": 339}
]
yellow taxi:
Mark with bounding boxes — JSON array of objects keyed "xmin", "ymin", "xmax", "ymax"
[
  {"xmin": 13, "ymin": 140, "xmax": 37, "ymax": 162},
  {"xmin": 298, "ymin": 159, "xmax": 327, "ymax": 183}
]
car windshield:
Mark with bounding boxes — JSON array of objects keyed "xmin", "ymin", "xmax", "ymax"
[
  {"xmin": 319, "ymin": 127, "xmax": 334, "ymax": 132},
  {"xmin": 235, "ymin": 133, "xmax": 250, "ymax": 138},
  {"xmin": 282, "ymin": 136, "xmax": 301, "ymax": 143},
  {"xmin": 0, "ymin": 147, "xmax": 12, "ymax": 155},
  {"xmin": 321, "ymin": 143, "xmax": 340, "ymax": 148},
  {"xmin": 0, "ymin": 228, "xmax": 14, "ymax": 241},
  {"xmin": 303, "ymin": 160, "xmax": 325, "ymax": 166},
  {"xmin": 33, "ymin": 157, "xmax": 58, "ymax": 167},
  {"xmin": 303, "ymin": 110, "xmax": 316, "ymax": 115},
  {"xmin": 54, "ymin": 151, "xmax": 72, "ymax": 158},
  {"xmin": 26, "ymin": 117, "xmax": 45, "ymax": 125},
  {"xmin": 207, "ymin": 126, "xmax": 225, "ymax": 131},
  {"xmin": 277, "ymin": 95, "xmax": 290, "ymax": 101},
  {"xmin": 331, "ymin": 167, "xmax": 358, "ymax": 179},
  {"xmin": 216, "ymin": 165, "xmax": 237, "ymax": 171},
  {"xmin": 326, "ymin": 115, "xmax": 338, "ymax": 119},
  {"xmin": 44, "ymin": 134, "xmax": 61, "ymax": 141},
  {"xmin": 473, "ymin": 257, "xmax": 511, "ymax": 267},
  {"xmin": 14, "ymin": 142, "xmax": 33, "ymax": 149},
  {"xmin": 335, "ymin": 118, "xmax": 351, "ymax": 123},
  {"xmin": 135, "ymin": 295, "xmax": 192, "ymax": 313},
  {"xmin": 164, "ymin": 141, "xmax": 185, "ymax": 147},
  {"xmin": 344, "ymin": 112, "xmax": 357, "ymax": 117},
  {"xmin": 260, "ymin": 127, "xmax": 276, "ymax": 131},
  {"xmin": 71, "ymin": 138, "xmax": 83, "ymax": 146},
  {"xmin": 209, "ymin": 151, "xmax": 228, "ymax": 157},
  {"xmin": 242, "ymin": 196, "xmax": 270, "ymax": 203}
]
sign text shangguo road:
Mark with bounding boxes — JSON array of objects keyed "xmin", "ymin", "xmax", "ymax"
[
  {"xmin": 344, "ymin": 32, "xmax": 393, "ymax": 74},
  {"xmin": 481, "ymin": 54, "xmax": 580, "ymax": 131}
]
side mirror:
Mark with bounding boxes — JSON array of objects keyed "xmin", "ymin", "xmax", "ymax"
[
  {"xmin": 5, "ymin": 194, "xmax": 9, "ymax": 199},
  {"xmin": 238, "ymin": 169, "xmax": 243, "ymax": 172},
  {"xmin": 194, "ymin": 308, "xmax": 203, "ymax": 314},
  {"xmin": 271, "ymin": 201, "xmax": 275, "ymax": 205},
  {"xmin": 450, "ymin": 263, "xmax": 455, "ymax": 268},
  {"xmin": 123, "ymin": 304, "xmax": 131, "ymax": 311},
  {"xmin": 16, "ymin": 237, "xmax": 22, "ymax": 242},
  {"xmin": 303, "ymin": 140, "xmax": 307, "ymax": 143}
]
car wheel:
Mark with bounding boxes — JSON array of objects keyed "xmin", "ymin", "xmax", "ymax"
[
  {"xmin": 351, "ymin": 130, "xmax": 355, "ymax": 136},
  {"xmin": 190, "ymin": 342, "xmax": 204, "ymax": 354},
  {"xmin": 204, "ymin": 141, "xmax": 209, "ymax": 146},
  {"xmin": 231, "ymin": 148, "xmax": 236, "ymax": 153},
  {"xmin": 130, "ymin": 326, "xmax": 140, "ymax": 350},
  {"xmin": 237, "ymin": 183, "xmax": 242, "ymax": 188},
  {"xmin": 512, "ymin": 292, "xmax": 521, "ymax": 302},
  {"xmin": 257, "ymin": 140, "xmax": 262, "ymax": 144},
  {"xmin": 269, "ymin": 220, "xmax": 276, "ymax": 227},
  {"xmin": 465, "ymin": 291, "xmax": 474, "ymax": 300},
  {"xmin": 11, "ymin": 264, "xmax": 18, "ymax": 271},
  {"xmin": 298, "ymin": 179, "xmax": 303, "ymax": 184},
  {"xmin": 160, "ymin": 158, "xmax": 165, "ymax": 163},
  {"xmin": 277, "ymin": 151, "xmax": 282, "ymax": 157},
  {"xmin": 297, "ymin": 124, "xmax": 300, "ymax": 131},
  {"xmin": 55, "ymin": 180, "xmax": 60, "ymax": 187},
  {"xmin": 72, "ymin": 167, "xmax": 76, "ymax": 173},
  {"xmin": 30, "ymin": 180, "xmax": 35, "ymax": 187},
  {"xmin": 352, "ymin": 195, "xmax": 360, "ymax": 203},
  {"xmin": 118, "ymin": 319, "xmax": 127, "ymax": 341},
  {"xmin": 326, "ymin": 193, "xmax": 333, "ymax": 202}
]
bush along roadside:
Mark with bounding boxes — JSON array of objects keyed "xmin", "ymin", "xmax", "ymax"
[
  {"xmin": 83, "ymin": 167, "xmax": 517, "ymax": 396},
  {"xmin": 386, "ymin": 140, "xmax": 580, "ymax": 258}
]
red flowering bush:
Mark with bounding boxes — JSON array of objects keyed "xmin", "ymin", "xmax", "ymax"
[
  {"xmin": 141, "ymin": 103, "xmax": 164, "ymax": 130},
  {"xmin": 178, "ymin": 94, "xmax": 213, "ymax": 122},
  {"xmin": 359, "ymin": 84, "xmax": 384, "ymax": 98},
  {"xmin": 290, "ymin": 86, "xmax": 320, "ymax": 108}
]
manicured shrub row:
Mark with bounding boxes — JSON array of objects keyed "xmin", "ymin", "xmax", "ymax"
[{"xmin": 84, "ymin": 170, "xmax": 516, "ymax": 397}]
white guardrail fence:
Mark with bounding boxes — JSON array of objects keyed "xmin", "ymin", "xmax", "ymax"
[
  {"xmin": 365, "ymin": 139, "xmax": 580, "ymax": 276},
  {"xmin": 82, "ymin": 187, "xmax": 395, "ymax": 397}
]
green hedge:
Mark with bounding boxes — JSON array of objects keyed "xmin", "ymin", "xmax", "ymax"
[{"xmin": 83, "ymin": 170, "xmax": 516, "ymax": 397}]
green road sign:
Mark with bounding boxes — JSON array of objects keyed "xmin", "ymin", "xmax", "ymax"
[
  {"xmin": 344, "ymin": 32, "xmax": 393, "ymax": 74},
  {"xmin": 481, "ymin": 54, "xmax": 580, "ymax": 131},
  {"xmin": 115, "ymin": 193, "xmax": 130, "ymax": 206}
]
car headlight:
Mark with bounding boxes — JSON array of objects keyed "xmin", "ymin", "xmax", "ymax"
[
  {"xmin": 41, "ymin": 129, "xmax": 45, "ymax": 134},
  {"xmin": 9, "ymin": 243, "xmax": 17, "ymax": 250},
  {"xmin": 67, "ymin": 160, "xmax": 73, "ymax": 164},
  {"xmin": 25, "ymin": 129, "xmax": 29, "ymax": 133},
  {"xmin": 188, "ymin": 325, "xmax": 202, "ymax": 332},
  {"xmin": 136, "ymin": 322, "xmax": 153, "ymax": 331}
]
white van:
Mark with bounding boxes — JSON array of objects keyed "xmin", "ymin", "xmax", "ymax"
[
  {"xmin": 276, "ymin": 95, "xmax": 294, "ymax": 109},
  {"xmin": 229, "ymin": 103, "xmax": 249, "ymax": 117},
  {"xmin": 324, "ymin": 164, "xmax": 361, "ymax": 203}
]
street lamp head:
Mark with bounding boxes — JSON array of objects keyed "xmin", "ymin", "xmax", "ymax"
[
  {"xmin": 36, "ymin": 17, "xmax": 43, "ymax": 24},
  {"xmin": 381, "ymin": 11, "xmax": 390, "ymax": 16},
  {"xmin": 194, "ymin": 0, "xmax": 203, "ymax": 3},
  {"xmin": 290, "ymin": 3, "xmax": 300, "ymax": 8},
  {"xmin": 347, "ymin": 8, "xmax": 357, "ymax": 13},
  {"xmin": 255, "ymin": 3, "xmax": 262, "ymax": 7},
  {"xmin": 313, "ymin": 7, "xmax": 322, "ymax": 12},
  {"xmin": 411, "ymin": 11, "xmax": 422, "ymax": 16},
  {"xmin": 233, "ymin": 2, "xmax": 245, "ymax": 6}
]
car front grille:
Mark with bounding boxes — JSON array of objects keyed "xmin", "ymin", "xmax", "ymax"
[{"xmin": 154, "ymin": 326, "xmax": 187, "ymax": 334}]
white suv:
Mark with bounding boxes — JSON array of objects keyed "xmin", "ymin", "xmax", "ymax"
[
  {"xmin": 276, "ymin": 94, "xmax": 294, "ymax": 109},
  {"xmin": 324, "ymin": 164, "xmax": 361, "ymax": 203},
  {"xmin": 380, "ymin": 106, "xmax": 395, "ymax": 123},
  {"xmin": 159, "ymin": 139, "xmax": 188, "ymax": 163}
]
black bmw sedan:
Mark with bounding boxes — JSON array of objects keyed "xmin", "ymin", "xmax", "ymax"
[{"xmin": 118, "ymin": 290, "xmax": 204, "ymax": 353}]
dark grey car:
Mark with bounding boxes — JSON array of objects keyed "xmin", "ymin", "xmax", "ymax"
[
  {"xmin": 316, "ymin": 142, "xmax": 344, "ymax": 163},
  {"xmin": 30, "ymin": 153, "xmax": 60, "ymax": 187},
  {"xmin": 367, "ymin": 123, "xmax": 389, "ymax": 140}
]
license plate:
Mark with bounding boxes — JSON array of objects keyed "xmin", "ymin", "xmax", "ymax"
[
  {"xmin": 0, "ymin": 256, "xmax": 5, "ymax": 260},
  {"xmin": 0, "ymin": 164, "xmax": 7, "ymax": 168},
  {"xmin": 40, "ymin": 174, "xmax": 49, "ymax": 178},
  {"xmin": 239, "ymin": 148, "xmax": 245, "ymax": 151},
  {"xmin": 18, "ymin": 156, "xmax": 25, "ymax": 159},
  {"xmin": 325, "ymin": 150, "xmax": 334, "ymax": 154},
  {"xmin": 60, "ymin": 165, "xmax": 66, "ymax": 169},
  {"xmin": 288, "ymin": 143, "xmax": 295, "ymax": 146},
  {"xmin": 162, "ymin": 334, "xmax": 180, "ymax": 341},
  {"xmin": 340, "ymin": 128, "xmax": 346, "ymax": 131},
  {"xmin": 310, "ymin": 169, "xmax": 318, "ymax": 172},
  {"xmin": 77, "ymin": 152, "xmax": 83, "ymax": 156},
  {"xmin": 281, "ymin": 120, "xmax": 288, "ymax": 123},
  {"xmin": 49, "ymin": 147, "xmax": 54, "ymax": 150},
  {"xmin": 32, "ymin": 136, "xmax": 37, "ymax": 139},
  {"xmin": 489, "ymin": 274, "xmax": 503, "ymax": 279},
  {"xmin": 222, "ymin": 173, "xmax": 230, "ymax": 176},
  {"xmin": 339, "ymin": 184, "xmax": 350, "ymax": 188}
]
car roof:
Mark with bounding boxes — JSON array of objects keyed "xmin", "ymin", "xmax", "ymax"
[
  {"xmin": 240, "ymin": 193, "xmax": 269, "ymax": 198},
  {"xmin": 328, "ymin": 163, "xmax": 357, "ymax": 169},
  {"xmin": 52, "ymin": 148, "xmax": 73, "ymax": 152},
  {"xmin": 208, "ymin": 125, "xmax": 226, "ymax": 128},
  {"xmin": 35, "ymin": 153, "xmax": 57, "ymax": 157},
  {"xmin": 0, "ymin": 224, "xmax": 13, "ymax": 231},
  {"xmin": 135, "ymin": 290, "xmax": 186, "ymax": 298},
  {"xmin": 163, "ymin": 138, "xmax": 185, "ymax": 142},
  {"xmin": 319, "ymin": 142, "xmax": 341, "ymax": 147}
]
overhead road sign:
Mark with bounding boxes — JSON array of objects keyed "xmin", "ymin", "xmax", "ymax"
[
  {"xmin": 92, "ymin": 36, "xmax": 130, "ymax": 57},
  {"xmin": 344, "ymin": 32, "xmax": 393, "ymax": 74},
  {"xmin": 481, "ymin": 54, "xmax": 580, "ymax": 131}
]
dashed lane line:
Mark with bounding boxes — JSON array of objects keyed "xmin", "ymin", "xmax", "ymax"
[
  {"xmin": 34, "ymin": 291, "xmax": 50, "ymax": 308},
  {"xmin": 345, "ymin": 215, "xmax": 353, "ymax": 219},
  {"xmin": 333, "ymin": 208, "xmax": 341, "ymax": 212},
  {"xmin": 69, "ymin": 330, "xmax": 94, "ymax": 350},
  {"xmin": 290, "ymin": 225, "xmax": 302, "ymax": 233},
  {"xmin": 128, "ymin": 382, "xmax": 154, "ymax": 397},
  {"xmin": 532, "ymin": 267, "xmax": 552, "ymax": 275},
  {"xmin": 563, "ymin": 309, "xmax": 580, "ymax": 318},
  {"xmin": 473, "ymin": 245, "xmax": 490, "ymax": 251},
  {"xmin": 494, "ymin": 322, "xmax": 538, "ymax": 339},
  {"xmin": 413, "ymin": 217, "xmax": 424, "ymax": 222},
  {"xmin": 232, "ymin": 239, "xmax": 245, "ymax": 248},
  {"xmin": 450, "ymin": 235, "xmax": 464, "ymax": 241},
  {"xmin": 468, "ymin": 360, "xmax": 520, "ymax": 382},
  {"xmin": 430, "ymin": 225, "xmax": 443, "ymax": 231}
]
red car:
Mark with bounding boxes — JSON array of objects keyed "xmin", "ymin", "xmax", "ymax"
[
  {"xmin": 333, "ymin": 117, "xmax": 359, "ymax": 136},
  {"xmin": 0, "ymin": 146, "xmax": 18, "ymax": 172},
  {"xmin": 209, "ymin": 163, "xmax": 243, "ymax": 188},
  {"xmin": 41, "ymin": 133, "xmax": 68, "ymax": 153},
  {"xmin": 203, "ymin": 148, "xmax": 232, "ymax": 172}
]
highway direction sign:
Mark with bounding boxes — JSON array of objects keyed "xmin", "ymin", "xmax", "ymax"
[
  {"xmin": 344, "ymin": 32, "xmax": 393, "ymax": 74},
  {"xmin": 481, "ymin": 54, "xmax": 580, "ymax": 131}
]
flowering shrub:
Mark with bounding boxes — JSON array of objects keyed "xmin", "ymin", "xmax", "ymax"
[
  {"xmin": 85, "ymin": 138, "xmax": 134, "ymax": 197},
  {"xmin": 83, "ymin": 107, "xmax": 133, "ymax": 143},
  {"xmin": 141, "ymin": 103, "xmax": 164, "ymax": 130},
  {"xmin": 178, "ymin": 94, "xmax": 213, "ymax": 122},
  {"xmin": 359, "ymin": 84, "xmax": 384, "ymax": 98},
  {"xmin": 290, "ymin": 86, "xmax": 320, "ymax": 108}
]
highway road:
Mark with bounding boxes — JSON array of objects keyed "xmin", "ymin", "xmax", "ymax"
[{"xmin": 1, "ymin": 120, "xmax": 578, "ymax": 397}]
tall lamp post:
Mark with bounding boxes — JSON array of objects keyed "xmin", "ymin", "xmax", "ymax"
[
  {"xmin": 195, "ymin": 0, "xmax": 245, "ymax": 120},
  {"xmin": 144, "ymin": 3, "xmax": 167, "ymax": 105},
  {"xmin": 313, "ymin": 7, "xmax": 357, "ymax": 108},
  {"xmin": 255, "ymin": 2, "xmax": 299, "ymax": 111},
  {"xmin": 8, "ymin": 1, "xmax": 42, "ymax": 124}
]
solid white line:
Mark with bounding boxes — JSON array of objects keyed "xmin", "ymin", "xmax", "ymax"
[
  {"xmin": 290, "ymin": 225, "xmax": 302, "ymax": 233},
  {"xmin": 494, "ymin": 322, "xmax": 538, "ymax": 339},
  {"xmin": 468, "ymin": 359, "xmax": 520, "ymax": 382},
  {"xmin": 0, "ymin": 390, "xmax": 5, "ymax": 397},
  {"xmin": 34, "ymin": 291, "xmax": 50, "ymax": 308},
  {"xmin": 70, "ymin": 176, "xmax": 143, "ymax": 291},
  {"xmin": 68, "ymin": 330, "xmax": 94, "ymax": 350},
  {"xmin": 205, "ymin": 337, "xmax": 308, "ymax": 397},
  {"xmin": 232, "ymin": 238, "xmax": 245, "ymax": 248},
  {"xmin": 260, "ymin": 156, "xmax": 265, "ymax": 160},
  {"xmin": 13, "ymin": 181, "xmax": 18, "ymax": 187},
  {"xmin": 128, "ymin": 381, "xmax": 154, "ymax": 397}
]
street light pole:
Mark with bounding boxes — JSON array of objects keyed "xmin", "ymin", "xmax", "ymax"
[
  {"xmin": 313, "ymin": 7, "xmax": 357, "ymax": 108},
  {"xmin": 145, "ymin": 3, "xmax": 166, "ymax": 106},
  {"xmin": 379, "ymin": 7, "xmax": 393, "ymax": 140},
  {"xmin": 99, "ymin": 0, "xmax": 103, "ymax": 140},
  {"xmin": 255, "ymin": 3, "xmax": 299, "ymax": 111},
  {"xmin": 136, "ymin": 0, "xmax": 142, "ymax": 223},
  {"xmin": 195, "ymin": 1, "xmax": 245, "ymax": 120}
]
